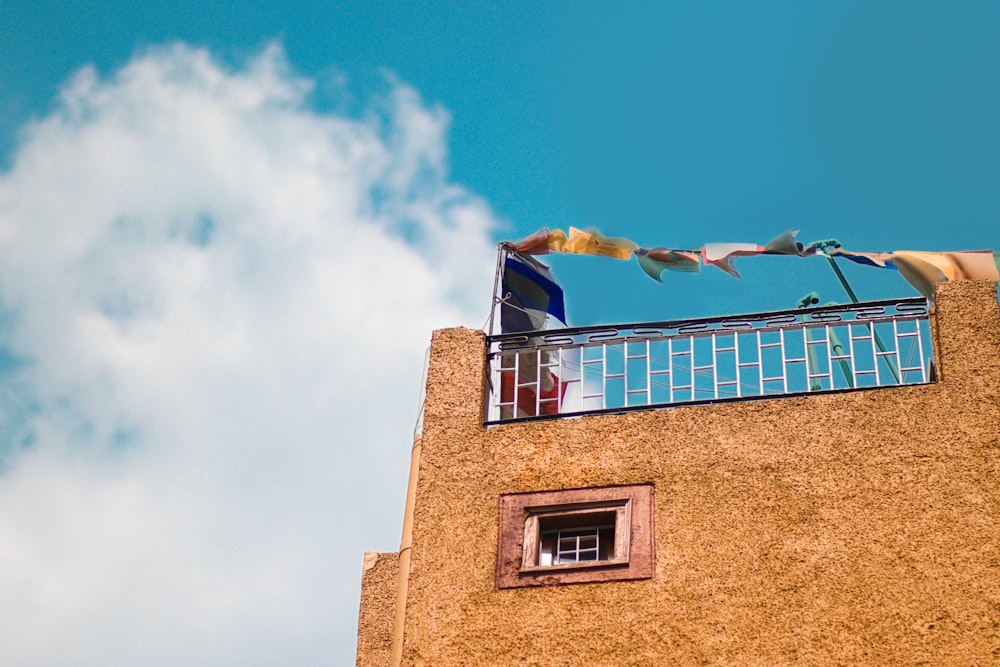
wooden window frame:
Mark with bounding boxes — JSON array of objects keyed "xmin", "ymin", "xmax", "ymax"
[{"xmin": 496, "ymin": 484, "xmax": 654, "ymax": 589}]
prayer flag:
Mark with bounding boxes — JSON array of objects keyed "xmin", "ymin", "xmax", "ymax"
[
  {"xmin": 763, "ymin": 230, "xmax": 815, "ymax": 256},
  {"xmin": 545, "ymin": 229, "xmax": 569, "ymax": 253},
  {"xmin": 828, "ymin": 248, "xmax": 895, "ymax": 269},
  {"xmin": 635, "ymin": 248, "xmax": 701, "ymax": 281},
  {"xmin": 509, "ymin": 228, "xmax": 555, "ymax": 255},
  {"xmin": 892, "ymin": 250, "xmax": 1000, "ymax": 299},
  {"xmin": 701, "ymin": 243, "xmax": 764, "ymax": 278},
  {"xmin": 502, "ymin": 229, "xmax": 999, "ymax": 301},
  {"xmin": 506, "ymin": 228, "xmax": 571, "ymax": 254},
  {"xmin": 940, "ymin": 251, "xmax": 1000, "ymax": 281},
  {"xmin": 563, "ymin": 227, "xmax": 638, "ymax": 260}
]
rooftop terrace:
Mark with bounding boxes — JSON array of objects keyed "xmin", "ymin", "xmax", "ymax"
[{"xmin": 486, "ymin": 296, "xmax": 934, "ymax": 424}]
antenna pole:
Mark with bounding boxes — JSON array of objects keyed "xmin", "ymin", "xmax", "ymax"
[
  {"xmin": 811, "ymin": 239, "xmax": 900, "ymax": 384},
  {"xmin": 486, "ymin": 243, "xmax": 507, "ymax": 337},
  {"xmin": 825, "ymin": 253, "xmax": 860, "ymax": 303}
]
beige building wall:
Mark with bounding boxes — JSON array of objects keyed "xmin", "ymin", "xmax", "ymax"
[
  {"xmin": 356, "ymin": 551, "xmax": 399, "ymax": 667},
  {"xmin": 358, "ymin": 280, "xmax": 1000, "ymax": 666}
]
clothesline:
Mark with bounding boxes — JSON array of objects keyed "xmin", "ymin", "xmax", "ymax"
[{"xmin": 506, "ymin": 227, "xmax": 1000, "ymax": 299}]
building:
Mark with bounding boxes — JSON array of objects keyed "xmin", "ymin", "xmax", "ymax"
[{"xmin": 357, "ymin": 280, "xmax": 1000, "ymax": 666}]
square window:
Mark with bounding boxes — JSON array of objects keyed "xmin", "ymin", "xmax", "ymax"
[
  {"xmin": 522, "ymin": 505, "xmax": 628, "ymax": 571},
  {"xmin": 496, "ymin": 484, "xmax": 654, "ymax": 589},
  {"xmin": 540, "ymin": 514, "xmax": 614, "ymax": 565}
]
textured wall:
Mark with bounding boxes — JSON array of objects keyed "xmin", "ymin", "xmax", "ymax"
[
  {"xmin": 356, "ymin": 551, "xmax": 399, "ymax": 667},
  {"xmin": 397, "ymin": 281, "xmax": 1000, "ymax": 666}
]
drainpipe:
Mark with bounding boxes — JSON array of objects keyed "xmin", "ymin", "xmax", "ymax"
[{"xmin": 390, "ymin": 348, "xmax": 429, "ymax": 666}]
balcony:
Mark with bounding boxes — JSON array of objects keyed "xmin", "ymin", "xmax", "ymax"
[{"xmin": 485, "ymin": 297, "xmax": 934, "ymax": 424}]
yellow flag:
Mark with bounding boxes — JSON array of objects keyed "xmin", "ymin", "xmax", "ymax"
[
  {"xmin": 892, "ymin": 250, "xmax": 1000, "ymax": 299},
  {"xmin": 563, "ymin": 227, "xmax": 637, "ymax": 260}
]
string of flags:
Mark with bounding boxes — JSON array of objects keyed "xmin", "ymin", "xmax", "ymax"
[{"xmin": 506, "ymin": 227, "xmax": 1000, "ymax": 300}]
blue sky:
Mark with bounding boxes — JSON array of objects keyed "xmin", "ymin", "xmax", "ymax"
[
  {"xmin": 4, "ymin": 2, "xmax": 999, "ymax": 325},
  {"xmin": 1, "ymin": 2, "xmax": 999, "ymax": 665}
]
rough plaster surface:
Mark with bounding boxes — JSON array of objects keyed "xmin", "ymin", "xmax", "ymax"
[
  {"xmin": 374, "ymin": 282, "xmax": 1000, "ymax": 666},
  {"xmin": 356, "ymin": 551, "xmax": 399, "ymax": 667}
]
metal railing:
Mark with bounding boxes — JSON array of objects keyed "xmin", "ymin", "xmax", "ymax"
[{"xmin": 485, "ymin": 297, "xmax": 934, "ymax": 424}]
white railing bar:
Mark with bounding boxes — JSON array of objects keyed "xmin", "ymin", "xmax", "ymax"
[
  {"xmin": 861, "ymin": 322, "xmax": 877, "ymax": 385},
  {"xmin": 847, "ymin": 322, "xmax": 860, "ymax": 388},
  {"xmin": 687, "ymin": 336, "xmax": 695, "ymax": 400},
  {"xmin": 734, "ymin": 334, "xmax": 743, "ymax": 398},
  {"xmin": 645, "ymin": 339, "xmax": 652, "ymax": 406},
  {"xmin": 711, "ymin": 334, "xmax": 719, "ymax": 400},
  {"xmin": 823, "ymin": 325, "xmax": 836, "ymax": 389},
  {"xmin": 755, "ymin": 330, "xmax": 764, "ymax": 395},
  {"xmin": 667, "ymin": 337, "xmax": 675, "ymax": 404},
  {"xmin": 601, "ymin": 343, "xmax": 608, "ymax": 410}
]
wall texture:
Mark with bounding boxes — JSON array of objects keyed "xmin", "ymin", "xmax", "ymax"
[
  {"xmin": 356, "ymin": 551, "xmax": 399, "ymax": 667},
  {"xmin": 361, "ymin": 281, "xmax": 1000, "ymax": 666}
]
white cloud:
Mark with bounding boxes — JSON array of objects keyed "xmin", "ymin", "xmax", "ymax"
[{"xmin": 0, "ymin": 42, "xmax": 499, "ymax": 666}]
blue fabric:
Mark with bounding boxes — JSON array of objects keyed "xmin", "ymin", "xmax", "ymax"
[{"xmin": 501, "ymin": 252, "xmax": 566, "ymax": 332}]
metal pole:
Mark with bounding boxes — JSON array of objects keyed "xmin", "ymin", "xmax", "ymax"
[
  {"xmin": 828, "ymin": 327, "xmax": 854, "ymax": 389},
  {"xmin": 797, "ymin": 292, "xmax": 823, "ymax": 391},
  {"xmin": 812, "ymin": 240, "xmax": 900, "ymax": 384},
  {"xmin": 486, "ymin": 243, "xmax": 507, "ymax": 337},
  {"xmin": 824, "ymin": 253, "xmax": 860, "ymax": 303}
]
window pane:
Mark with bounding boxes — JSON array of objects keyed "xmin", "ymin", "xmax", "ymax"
[{"xmin": 537, "ymin": 510, "xmax": 621, "ymax": 566}]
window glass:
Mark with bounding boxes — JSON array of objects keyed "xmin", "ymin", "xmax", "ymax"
[{"xmin": 539, "ymin": 513, "xmax": 616, "ymax": 565}]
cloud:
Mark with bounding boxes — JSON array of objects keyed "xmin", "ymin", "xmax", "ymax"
[{"xmin": 0, "ymin": 42, "xmax": 499, "ymax": 666}]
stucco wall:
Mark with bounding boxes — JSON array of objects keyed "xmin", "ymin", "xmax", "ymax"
[
  {"xmin": 398, "ymin": 281, "xmax": 1000, "ymax": 666},
  {"xmin": 356, "ymin": 551, "xmax": 399, "ymax": 667}
]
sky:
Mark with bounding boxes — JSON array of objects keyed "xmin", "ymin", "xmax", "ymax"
[{"xmin": 0, "ymin": 2, "xmax": 998, "ymax": 665}]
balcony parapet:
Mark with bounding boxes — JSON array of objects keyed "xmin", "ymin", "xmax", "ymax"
[{"xmin": 485, "ymin": 297, "xmax": 933, "ymax": 424}]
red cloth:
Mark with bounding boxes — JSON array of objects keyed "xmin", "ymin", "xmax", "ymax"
[{"xmin": 500, "ymin": 370, "xmax": 566, "ymax": 417}]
